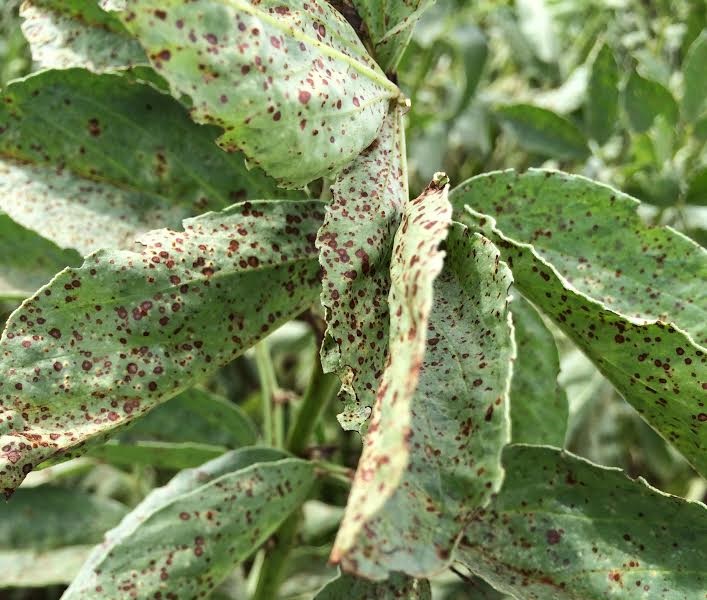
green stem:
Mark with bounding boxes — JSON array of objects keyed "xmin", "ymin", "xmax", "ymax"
[
  {"xmin": 287, "ymin": 356, "xmax": 339, "ymax": 456},
  {"xmin": 251, "ymin": 512, "xmax": 301, "ymax": 600},
  {"xmin": 254, "ymin": 341, "xmax": 281, "ymax": 447}
]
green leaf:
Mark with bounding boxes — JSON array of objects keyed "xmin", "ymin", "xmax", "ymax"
[
  {"xmin": 0, "ymin": 486, "xmax": 127, "ymax": 550},
  {"xmin": 315, "ymin": 572, "xmax": 431, "ymax": 599},
  {"xmin": 122, "ymin": 387, "xmax": 258, "ymax": 448},
  {"xmin": 0, "ymin": 69, "xmax": 291, "ymax": 256},
  {"xmin": 88, "ymin": 440, "xmax": 227, "ymax": 469},
  {"xmin": 495, "ymin": 104, "xmax": 590, "ymax": 160},
  {"xmin": 109, "ymin": 0, "xmax": 400, "ymax": 189},
  {"xmin": 20, "ymin": 0, "xmax": 147, "ymax": 72},
  {"xmin": 0, "ymin": 199, "xmax": 323, "ymax": 495},
  {"xmin": 585, "ymin": 44, "xmax": 619, "ymax": 144},
  {"xmin": 622, "ymin": 70, "xmax": 679, "ymax": 133},
  {"xmin": 317, "ymin": 106, "xmax": 407, "ymax": 432},
  {"xmin": 64, "ymin": 451, "xmax": 313, "ymax": 598},
  {"xmin": 457, "ymin": 444, "xmax": 707, "ymax": 599},
  {"xmin": 685, "ymin": 166, "xmax": 707, "ymax": 206},
  {"xmin": 509, "ymin": 295, "xmax": 567, "ymax": 446},
  {"xmin": 0, "ymin": 213, "xmax": 81, "ymax": 301},
  {"xmin": 333, "ymin": 197, "xmax": 514, "ymax": 577},
  {"xmin": 682, "ymin": 29, "xmax": 707, "ymax": 122},
  {"xmin": 450, "ymin": 170, "xmax": 707, "ymax": 476},
  {"xmin": 352, "ymin": 0, "xmax": 436, "ymax": 73}
]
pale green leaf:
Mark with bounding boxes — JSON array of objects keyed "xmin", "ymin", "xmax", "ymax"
[
  {"xmin": 0, "ymin": 199, "xmax": 323, "ymax": 495},
  {"xmin": 457, "ymin": 444, "xmax": 707, "ymax": 599},
  {"xmin": 0, "ymin": 69, "xmax": 290, "ymax": 256},
  {"xmin": 585, "ymin": 44, "xmax": 619, "ymax": 144},
  {"xmin": 682, "ymin": 29, "xmax": 707, "ymax": 122},
  {"xmin": 333, "ymin": 205, "xmax": 514, "ymax": 577},
  {"xmin": 352, "ymin": 0, "xmax": 436, "ymax": 73},
  {"xmin": 450, "ymin": 170, "xmax": 707, "ymax": 476},
  {"xmin": 0, "ymin": 213, "xmax": 81, "ymax": 301},
  {"xmin": 109, "ymin": 0, "xmax": 401, "ymax": 188},
  {"xmin": 622, "ymin": 70, "xmax": 679, "ymax": 133},
  {"xmin": 63, "ymin": 452, "xmax": 313, "ymax": 598},
  {"xmin": 318, "ymin": 106, "xmax": 407, "ymax": 432},
  {"xmin": 0, "ymin": 546, "xmax": 94, "ymax": 587},
  {"xmin": 315, "ymin": 572, "xmax": 431, "ymax": 599},
  {"xmin": 495, "ymin": 104, "xmax": 590, "ymax": 160},
  {"xmin": 88, "ymin": 440, "xmax": 227, "ymax": 469},
  {"xmin": 510, "ymin": 295, "xmax": 567, "ymax": 446},
  {"xmin": 20, "ymin": 0, "xmax": 147, "ymax": 72}
]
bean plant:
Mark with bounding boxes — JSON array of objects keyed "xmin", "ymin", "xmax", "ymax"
[{"xmin": 0, "ymin": 1, "xmax": 705, "ymax": 599}]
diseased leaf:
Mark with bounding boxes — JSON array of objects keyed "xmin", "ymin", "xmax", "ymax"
[
  {"xmin": 1, "ymin": 486, "xmax": 127, "ymax": 550},
  {"xmin": 457, "ymin": 444, "xmax": 707, "ymax": 600},
  {"xmin": 0, "ymin": 546, "xmax": 94, "ymax": 587},
  {"xmin": 317, "ymin": 106, "xmax": 407, "ymax": 432},
  {"xmin": 509, "ymin": 295, "xmax": 567, "ymax": 446},
  {"xmin": 682, "ymin": 29, "xmax": 707, "ymax": 122},
  {"xmin": 585, "ymin": 44, "xmax": 619, "ymax": 144},
  {"xmin": 450, "ymin": 169, "xmax": 707, "ymax": 475},
  {"xmin": 20, "ymin": 0, "xmax": 147, "ymax": 72},
  {"xmin": 333, "ymin": 196, "xmax": 515, "ymax": 577},
  {"xmin": 109, "ymin": 0, "xmax": 401, "ymax": 188},
  {"xmin": 63, "ymin": 452, "xmax": 313, "ymax": 598},
  {"xmin": 0, "ymin": 213, "xmax": 81, "ymax": 301},
  {"xmin": 0, "ymin": 69, "xmax": 292, "ymax": 256},
  {"xmin": 88, "ymin": 440, "xmax": 227, "ymax": 469},
  {"xmin": 622, "ymin": 70, "xmax": 679, "ymax": 133},
  {"xmin": 495, "ymin": 104, "xmax": 590, "ymax": 160},
  {"xmin": 315, "ymin": 571, "xmax": 431, "ymax": 599},
  {"xmin": 352, "ymin": 0, "xmax": 436, "ymax": 73},
  {"xmin": 0, "ymin": 199, "xmax": 323, "ymax": 495}
]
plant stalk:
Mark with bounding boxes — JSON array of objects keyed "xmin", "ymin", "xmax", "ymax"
[{"xmin": 254, "ymin": 340, "xmax": 282, "ymax": 447}]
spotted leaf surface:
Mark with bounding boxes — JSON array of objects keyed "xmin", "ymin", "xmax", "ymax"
[
  {"xmin": 110, "ymin": 0, "xmax": 401, "ymax": 188},
  {"xmin": 352, "ymin": 1, "xmax": 436, "ymax": 73},
  {"xmin": 457, "ymin": 444, "xmax": 707, "ymax": 600},
  {"xmin": 0, "ymin": 214, "xmax": 81, "ymax": 301},
  {"xmin": 63, "ymin": 451, "xmax": 313, "ymax": 598},
  {"xmin": 317, "ymin": 106, "xmax": 407, "ymax": 432},
  {"xmin": 333, "ymin": 221, "xmax": 515, "ymax": 578},
  {"xmin": 20, "ymin": 0, "xmax": 147, "ymax": 72},
  {"xmin": 0, "ymin": 69, "xmax": 290, "ymax": 256},
  {"xmin": 451, "ymin": 171, "xmax": 707, "ymax": 475},
  {"xmin": 315, "ymin": 572, "xmax": 431, "ymax": 599},
  {"xmin": 509, "ymin": 295, "xmax": 567, "ymax": 446},
  {"xmin": 0, "ymin": 200, "xmax": 323, "ymax": 495}
]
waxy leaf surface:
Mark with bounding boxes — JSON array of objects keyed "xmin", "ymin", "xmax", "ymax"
[
  {"xmin": 352, "ymin": 0, "xmax": 436, "ymax": 73},
  {"xmin": 20, "ymin": 0, "xmax": 147, "ymax": 72},
  {"xmin": 457, "ymin": 444, "xmax": 707, "ymax": 599},
  {"xmin": 317, "ymin": 106, "xmax": 407, "ymax": 431},
  {"xmin": 64, "ymin": 451, "xmax": 313, "ymax": 598},
  {"xmin": 333, "ymin": 198, "xmax": 514, "ymax": 577},
  {"xmin": 0, "ymin": 199, "xmax": 323, "ymax": 495},
  {"xmin": 0, "ymin": 69, "xmax": 289, "ymax": 255},
  {"xmin": 450, "ymin": 169, "xmax": 707, "ymax": 476},
  {"xmin": 0, "ymin": 214, "xmax": 80, "ymax": 301},
  {"xmin": 315, "ymin": 571, "xmax": 431, "ymax": 599},
  {"xmin": 111, "ymin": 0, "xmax": 400, "ymax": 188},
  {"xmin": 509, "ymin": 295, "xmax": 567, "ymax": 446}
]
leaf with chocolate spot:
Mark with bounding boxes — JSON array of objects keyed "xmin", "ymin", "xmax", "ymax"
[
  {"xmin": 317, "ymin": 106, "xmax": 407, "ymax": 432},
  {"xmin": 315, "ymin": 571, "xmax": 431, "ymax": 599},
  {"xmin": 352, "ymin": 0, "xmax": 437, "ymax": 73},
  {"xmin": 0, "ymin": 213, "xmax": 81, "ymax": 301},
  {"xmin": 333, "ymin": 189, "xmax": 515, "ymax": 578},
  {"xmin": 451, "ymin": 169, "xmax": 707, "ymax": 476},
  {"xmin": 107, "ymin": 0, "xmax": 401, "ymax": 188},
  {"xmin": 63, "ymin": 450, "xmax": 313, "ymax": 598},
  {"xmin": 0, "ymin": 69, "xmax": 294, "ymax": 256},
  {"xmin": 509, "ymin": 294, "xmax": 568, "ymax": 446},
  {"xmin": 457, "ymin": 444, "xmax": 707, "ymax": 600},
  {"xmin": 0, "ymin": 199, "xmax": 323, "ymax": 495},
  {"xmin": 20, "ymin": 0, "xmax": 147, "ymax": 72}
]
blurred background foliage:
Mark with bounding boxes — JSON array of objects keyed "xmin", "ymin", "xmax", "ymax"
[{"xmin": 0, "ymin": 0, "xmax": 705, "ymax": 598}]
